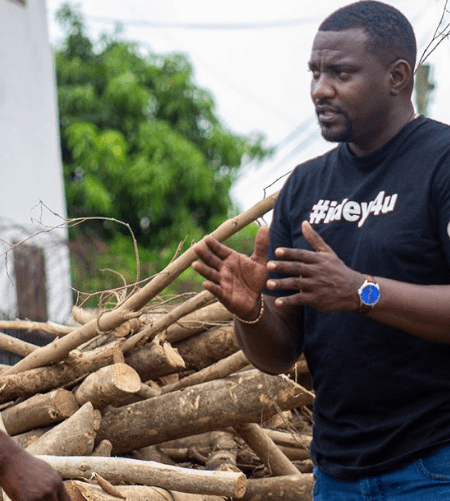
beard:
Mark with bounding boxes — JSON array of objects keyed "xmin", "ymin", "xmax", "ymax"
[{"xmin": 320, "ymin": 114, "xmax": 354, "ymax": 143}]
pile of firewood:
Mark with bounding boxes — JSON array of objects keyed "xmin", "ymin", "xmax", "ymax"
[{"xmin": 0, "ymin": 194, "xmax": 317, "ymax": 501}]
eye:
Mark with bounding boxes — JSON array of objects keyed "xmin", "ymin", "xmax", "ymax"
[
  {"xmin": 308, "ymin": 67, "xmax": 320, "ymax": 80},
  {"xmin": 333, "ymin": 69, "xmax": 351, "ymax": 81}
]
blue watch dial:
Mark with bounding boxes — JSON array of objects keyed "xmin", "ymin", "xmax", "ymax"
[{"xmin": 360, "ymin": 284, "xmax": 380, "ymax": 306}]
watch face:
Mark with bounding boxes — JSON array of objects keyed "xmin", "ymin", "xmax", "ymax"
[{"xmin": 360, "ymin": 283, "xmax": 380, "ymax": 306}]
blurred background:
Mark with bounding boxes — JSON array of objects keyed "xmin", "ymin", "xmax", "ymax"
[{"xmin": 0, "ymin": 0, "xmax": 448, "ymax": 341}]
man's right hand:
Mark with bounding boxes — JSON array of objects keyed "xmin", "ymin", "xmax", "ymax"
[{"xmin": 192, "ymin": 226, "xmax": 269, "ymax": 320}]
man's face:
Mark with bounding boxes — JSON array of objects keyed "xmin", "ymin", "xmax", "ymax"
[{"xmin": 308, "ymin": 28, "xmax": 392, "ymax": 152}]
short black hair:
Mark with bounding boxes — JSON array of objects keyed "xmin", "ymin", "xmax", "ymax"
[{"xmin": 319, "ymin": 1, "xmax": 416, "ymax": 69}]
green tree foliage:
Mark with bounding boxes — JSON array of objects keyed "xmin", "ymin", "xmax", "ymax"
[{"xmin": 55, "ymin": 4, "xmax": 272, "ymax": 298}]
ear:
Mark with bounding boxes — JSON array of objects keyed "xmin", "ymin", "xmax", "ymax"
[{"xmin": 389, "ymin": 60, "xmax": 412, "ymax": 95}]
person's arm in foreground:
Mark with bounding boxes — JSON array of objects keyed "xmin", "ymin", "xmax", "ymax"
[{"xmin": 0, "ymin": 431, "xmax": 69, "ymax": 501}]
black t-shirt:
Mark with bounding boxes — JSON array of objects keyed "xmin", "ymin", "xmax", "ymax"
[{"xmin": 266, "ymin": 116, "xmax": 450, "ymax": 480}]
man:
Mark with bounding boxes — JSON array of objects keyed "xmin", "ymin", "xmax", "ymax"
[
  {"xmin": 0, "ymin": 430, "xmax": 69, "ymax": 501},
  {"xmin": 193, "ymin": 1, "xmax": 450, "ymax": 499}
]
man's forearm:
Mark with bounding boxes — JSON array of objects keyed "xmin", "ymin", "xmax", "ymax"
[
  {"xmin": 366, "ymin": 278, "xmax": 450, "ymax": 342},
  {"xmin": 234, "ymin": 295, "xmax": 303, "ymax": 374}
]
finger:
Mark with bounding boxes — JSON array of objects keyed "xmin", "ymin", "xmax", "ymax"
[
  {"xmin": 274, "ymin": 247, "xmax": 318, "ymax": 264},
  {"xmin": 202, "ymin": 236, "xmax": 233, "ymax": 261},
  {"xmin": 272, "ymin": 292, "xmax": 304, "ymax": 307},
  {"xmin": 266, "ymin": 276, "xmax": 302, "ymax": 292},
  {"xmin": 301, "ymin": 221, "xmax": 333, "ymax": 253},
  {"xmin": 192, "ymin": 242, "xmax": 224, "ymax": 271},
  {"xmin": 252, "ymin": 226, "xmax": 270, "ymax": 264},
  {"xmin": 267, "ymin": 260, "xmax": 304, "ymax": 276},
  {"xmin": 191, "ymin": 260, "xmax": 220, "ymax": 283}
]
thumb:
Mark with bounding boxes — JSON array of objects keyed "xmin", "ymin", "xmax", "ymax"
[
  {"xmin": 252, "ymin": 226, "xmax": 270, "ymax": 264},
  {"xmin": 301, "ymin": 220, "xmax": 333, "ymax": 253}
]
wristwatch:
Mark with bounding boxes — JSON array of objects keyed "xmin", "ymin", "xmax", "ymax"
[{"xmin": 357, "ymin": 275, "xmax": 380, "ymax": 313}]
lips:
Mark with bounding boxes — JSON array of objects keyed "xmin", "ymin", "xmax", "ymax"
[{"xmin": 316, "ymin": 105, "xmax": 341, "ymax": 122}]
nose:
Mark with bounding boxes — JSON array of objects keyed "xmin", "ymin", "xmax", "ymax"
[{"xmin": 311, "ymin": 74, "xmax": 335, "ymax": 101}]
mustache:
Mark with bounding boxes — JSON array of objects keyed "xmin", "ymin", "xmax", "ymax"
[{"xmin": 315, "ymin": 100, "xmax": 345, "ymax": 114}]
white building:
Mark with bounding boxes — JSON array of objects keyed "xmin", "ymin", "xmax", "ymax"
[{"xmin": 0, "ymin": 0, "xmax": 72, "ymax": 323}]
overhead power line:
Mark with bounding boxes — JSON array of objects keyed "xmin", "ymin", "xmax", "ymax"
[{"xmin": 81, "ymin": 14, "xmax": 323, "ymax": 31}]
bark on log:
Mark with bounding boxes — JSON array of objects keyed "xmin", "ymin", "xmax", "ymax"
[
  {"xmin": 73, "ymin": 363, "xmax": 141, "ymax": 409},
  {"xmin": 26, "ymin": 402, "xmax": 100, "ymax": 456},
  {"xmin": 241, "ymin": 474, "xmax": 313, "ymax": 501},
  {"xmin": 96, "ymin": 369, "xmax": 314, "ymax": 455},
  {"xmin": 164, "ymin": 302, "xmax": 233, "ymax": 344},
  {"xmin": 161, "ymin": 350, "xmax": 249, "ymax": 394},
  {"xmin": 264, "ymin": 429, "xmax": 312, "ymax": 451},
  {"xmin": 125, "ymin": 338, "xmax": 185, "ymax": 381},
  {"xmin": 39, "ymin": 455, "xmax": 247, "ymax": 498},
  {"xmin": 65, "ymin": 480, "xmax": 227, "ymax": 501},
  {"xmin": 1, "ymin": 389, "xmax": 79, "ymax": 435},
  {"xmin": 0, "ymin": 345, "xmax": 123, "ymax": 404},
  {"xmin": 234, "ymin": 423, "xmax": 299, "ymax": 476},
  {"xmin": 174, "ymin": 324, "xmax": 239, "ymax": 370},
  {"xmin": 4, "ymin": 192, "xmax": 278, "ymax": 376},
  {"xmin": 0, "ymin": 332, "xmax": 37, "ymax": 357},
  {"xmin": 0, "ymin": 320, "xmax": 73, "ymax": 336}
]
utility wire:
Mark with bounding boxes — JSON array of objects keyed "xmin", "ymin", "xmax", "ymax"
[{"xmin": 78, "ymin": 14, "xmax": 323, "ymax": 31}]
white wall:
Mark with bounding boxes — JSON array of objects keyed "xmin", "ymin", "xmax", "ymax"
[{"xmin": 0, "ymin": 0, "xmax": 72, "ymax": 323}]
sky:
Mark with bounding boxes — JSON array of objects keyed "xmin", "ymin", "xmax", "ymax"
[{"xmin": 44, "ymin": 0, "xmax": 450, "ymax": 215}]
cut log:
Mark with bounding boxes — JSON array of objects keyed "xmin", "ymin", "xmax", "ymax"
[
  {"xmin": 40, "ymin": 455, "xmax": 247, "ymax": 498},
  {"xmin": 174, "ymin": 324, "xmax": 239, "ymax": 370},
  {"xmin": 96, "ymin": 369, "xmax": 314, "ymax": 455},
  {"xmin": 161, "ymin": 350, "xmax": 249, "ymax": 394},
  {"xmin": 125, "ymin": 337, "xmax": 185, "ymax": 381},
  {"xmin": 234, "ymin": 423, "xmax": 299, "ymax": 476},
  {"xmin": 4, "ymin": 192, "xmax": 277, "ymax": 376},
  {"xmin": 65, "ymin": 480, "xmax": 227, "ymax": 501},
  {"xmin": 25, "ymin": 402, "xmax": 100, "ymax": 456},
  {"xmin": 164, "ymin": 302, "xmax": 233, "ymax": 344},
  {"xmin": 73, "ymin": 363, "xmax": 141, "ymax": 409},
  {"xmin": 242, "ymin": 474, "xmax": 313, "ymax": 501},
  {"xmin": 0, "ymin": 345, "xmax": 123, "ymax": 404},
  {"xmin": 1, "ymin": 389, "xmax": 79, "ymax": 435}
]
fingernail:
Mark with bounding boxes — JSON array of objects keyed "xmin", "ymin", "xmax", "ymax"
[
  {"xmin": 275, "ymin": 248, "xmax": 284, "ymax": 256},
  {"xmin": 267, "ymin": 261, "xmax": 276, "ymax": 270},
  {"xmin": 267, "ymin": 280, "xmax": 276, "ymax": 288},
  {"xmin": 275, "ymin": 298, "xmax": 283, "ymax": 306}
]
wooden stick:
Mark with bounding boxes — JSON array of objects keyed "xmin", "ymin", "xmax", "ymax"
[
  {"xmin": 234, "ymin": 423, "xmax": 299, "ymax": 476},
  {"xmin": 0, "ymin": 332, "xmax": 37, "ymax": 357},
  {"xmin": 1, "ymin": 389, "xmax": 79, "ymax": 435},
  {"xmin": 64, "ymin": 480, "xmax": 228, "ymax": 501},
  {"xmin": 161, "ymin": 350, "xmax": 249, "ymax": 394},
  {"xmin": 0, "ymin": 320, "xmax": 73, "ymax": 336},
  {"xmin": 3, "ymin": 192, "xmax": 278, "ymax": 376},
  {"xmin": 40, "ymin": 455, "xmax": 247, "ymax": 498},
  {"xmin": 164, "ymin": 302, "xmax": 233, "ymax": 344},
  {"xmin": 243, "ymin": 474, "xmax": 313, "ymax": 501}
]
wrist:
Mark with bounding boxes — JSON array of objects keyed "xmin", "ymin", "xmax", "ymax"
[{"xmin": 235, "ymin": 294, "xmax": 264, "ymax": 324}]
